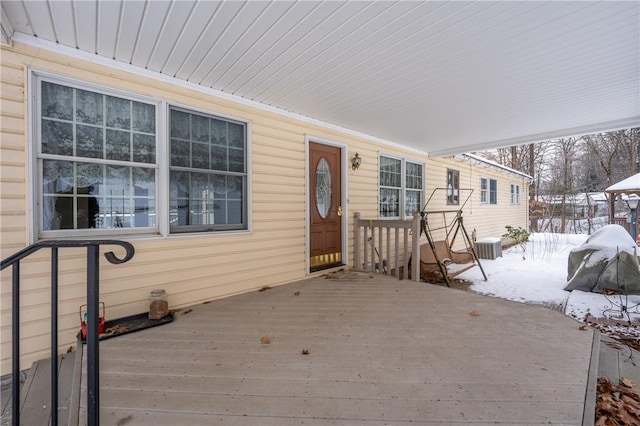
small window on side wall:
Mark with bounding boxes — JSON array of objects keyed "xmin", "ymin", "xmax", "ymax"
[
  {"xmin": 480, "ymin": 177, "xmax": 497, "ymax": 205},
  {"xmin": 447, "ymin": 169, "xmax": 460, "ymax": 205},
  {"xmin": 511, "ymin": 184, "xmax": 521, "ymax": 205}
]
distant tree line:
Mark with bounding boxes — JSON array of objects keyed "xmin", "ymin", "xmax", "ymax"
[{"xmin": 473, "ymin": 127, "xmax": 640, "ymax": 233}]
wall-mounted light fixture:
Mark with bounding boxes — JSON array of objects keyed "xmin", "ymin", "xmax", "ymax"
[{"xmin": 351, "ymin": 152, "xmax": 362, "ymax": 170}]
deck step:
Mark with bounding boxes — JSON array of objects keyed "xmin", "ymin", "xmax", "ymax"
[
  {"xmin": 19, "ymin": 352, "xmax": 76, "ymax": 426},
  {"xmin": 598, "ymin": 335, "xmax": 640, "ymax": 385}
]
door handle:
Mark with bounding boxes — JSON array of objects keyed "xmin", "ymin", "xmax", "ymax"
[{"xmin": 337, "ymin": 205, "xmax": 343, "ymax": 216}]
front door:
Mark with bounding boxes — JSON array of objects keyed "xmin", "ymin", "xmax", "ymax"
[{"xmin": 309, "ymin": 142, "xmax": 343, "ymax": 271}]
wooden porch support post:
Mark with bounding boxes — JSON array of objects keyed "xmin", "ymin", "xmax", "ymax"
[
  {"xmin": 608, "ymin": 192, "xmax": 615, "ymax": 224},
  {"xmin": 354, "ymin": 212, "xmax": 361, "ymax": 270},
  {"xmin": 412, "ymin": 212, "xmax": 421, "ymax": 281}
]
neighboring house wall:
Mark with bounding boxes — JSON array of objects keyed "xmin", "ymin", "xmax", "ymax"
[{"xmin": 0, "ymin": 42, "xmax": 528, "ymax": 374}]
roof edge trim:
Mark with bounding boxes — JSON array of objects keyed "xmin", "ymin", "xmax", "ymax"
[
  {"xmin": 429, "ymin": 117, "xmax": 640, "ymax": 157},
  {"xmin": 454, "ymin": 153, "xmax": 533, "ymax": 181}
]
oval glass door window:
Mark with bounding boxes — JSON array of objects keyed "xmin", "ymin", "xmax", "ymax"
[{"xmin": 316, "ymin": 158, "xmax": 332, "ymax": 218}]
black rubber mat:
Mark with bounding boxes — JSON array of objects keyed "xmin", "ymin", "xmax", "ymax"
[{"xmin": 80, "ymin": 312, "xmax": 175, "ymax": 342}]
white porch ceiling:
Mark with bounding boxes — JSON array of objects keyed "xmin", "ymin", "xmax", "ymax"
[{"xmin": 2, "ymin": 0, "xmax": 639, "ymax": 156}]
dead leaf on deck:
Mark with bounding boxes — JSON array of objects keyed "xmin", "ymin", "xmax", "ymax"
[
  {"xmin": 261, "ymin": 336, "xmax": 271, "ymax": 344},
  {"xmin": 294, "ymin": 291, "xmax": 300, "ymax": 296},
  {"xmin": 259, "ymin": 286, "xmax": 272, "ymax": 292},
  {"xmin": 301, "ymin": 348, "xmax": 309, "ymax": 355},
  {"xmin": 621, "ymin": 377, "xmax": 635, "ymax": 388},
  {"xmin": 579, "ymin": 325, "xmax": 588, "ymax": 331},
  {"xmin": 181, "ymin": 309, "xmax": 193, "ymax": 315},
  {"xmin": 469, "ymin": 310, "xmax": 480, "ymax": 317},
  {"xmin": 596, "ymin": 377, "xmax": 640, "ymax": 425}
]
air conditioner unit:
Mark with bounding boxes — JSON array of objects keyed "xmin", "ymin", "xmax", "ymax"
[{"xmin": 474, "ymin": 238, "xmax": 502, "ymax": 260}]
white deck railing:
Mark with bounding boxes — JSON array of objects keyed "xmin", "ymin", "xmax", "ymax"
[{"xmin": 353, "ymin": 212, "xmax": 421, "ymax": 281}]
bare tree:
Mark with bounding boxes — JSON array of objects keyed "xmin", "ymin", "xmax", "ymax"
[
  {"xmin": 582, "ymin": 132, "xmax": 620, "ymax": 186},
  {"xmin": 583, "ymin": 128, "xmax": 640, "ymax": 186},
  {"xmin": 474, "ymin": 128, "xmax": 639, "ymax": 234}
]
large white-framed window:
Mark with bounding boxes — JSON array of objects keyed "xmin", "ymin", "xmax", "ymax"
[
  {"xmin": 511, "ymin": 183, "xmax": 521, "ymax": 205},
  {"xmin": 480, "ymin": 177, "xmax": 497, "ymax": 205},
  {"xmin": 379, "ymin": 155, "xmax": 424, "ymax": 219},
  {"xmin": 35, "ymin": 75, "xmax": 159, "ymax": 238},
  {"xmin": 32, "ymin": 72, "xmax": 248, "ymax": 240},
  {"xmin": 169, "ymin": 106, "xmax": 247, "ymax": 232}
]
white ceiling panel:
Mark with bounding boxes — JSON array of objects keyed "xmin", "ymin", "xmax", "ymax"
[
  {"xmin": 173, "ymin": 1, "xmax": 246, "ymax": 80},
  {"xmin": 144, "ymin": 0, "xmax": 195, "ymax": 72},
  {"xmin": 48, "ymin": 0, "xmax": 75, "ymax": 46},
  {"xmin": 2, "ymin": 0, "xmax": 638, "ymax": 156},
  {"xmin": 159, "ymin": 0, "xmax": 221, "ymax": 77},
  {"xmin": 236, "ymin": 1, "xmax": 348, "ymax": 97},
  {"xmin": 21, "ymin": 0, "xmax": 55, "ymax": 40},
  {"xmin": 202, "ymin": 1, "xmax": 297, "ymax": 88},
  {"xmin": 130, "ymin": 1, "xmax": 173, "ymax": 68},
  {"xmin": 95, "ymin": 0, "xmax": 120, "ymax": 58},
  {"xmin": 215, "ymin": 1, "xmax": 320, "ymax": 92},
  {"xmin": 187, "ymin": 0, "xmax": 271, "ymax": 84},
  {"xmin": 114, "ymin": 0, "xmax": 146, "ymax": 63},
  {"xmin": 72, "ymin": 0, "xmax": 96, "ymax": 52},
  {"xmin": 1, "ymin": 1, "xmax": 29, "ymax": 38}
]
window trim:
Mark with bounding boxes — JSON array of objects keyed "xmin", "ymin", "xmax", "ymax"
[
  {"xmin": 32, "ymin": 72, "xmax": 163, "ymax": 240},
  {"xmin": 162, "ymin": 101, "xmax": 252, "ymax": 238},
  {"xmin": 30, "ymin": 70, "xmax": 252, "ymax": 242},
  {"xmin": 480, "ymin": 177, "xmax": 488, "ymax": 204},
  {"xmin": 404, "ymin": 159, "xmax": 424, "ymax": 218},
  {"xmin": 480, "ymin": 177, "xmax": 498, "ymax": 205},
  {"xmin": 378, "ymin": 153, "xmax": 425, "ymax": 220},
  {"xmin": 446, "ymin": 169, "xmax": 460, "ymax": 205},
  {"xmin": 511, "ymin": 183, "xmax": 521, "ymax": 205},
  {"xmin": 167, "ymin": 104, "xmax": 250, "ymax": 234}
]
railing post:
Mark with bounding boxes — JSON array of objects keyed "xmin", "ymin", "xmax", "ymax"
[
  {"xmin": 2, "ymin": 240, "xmax": 134, "ymax": 426},
  {"xmin": 12, "ymin": 262, "xmax": 20, "ymax": 426},
  {"xmin": 363, "ymin": 223, "xmax": 369, "ymax": 271},
  {"xmin": 412, "ymin": 212, "xmax": 421, "ymax": 281},
  {"xmin": 51, "ymin": 247, "xmax": 59, "ymax": 426},
  {"xmin": 86, "ymin": 244, "xmax": 100, "ymax": 426},
  {"xmin": 394, "ymin": 228, "xmax": 399, "ymax": 277},
  {"xmin": 403, "ymin": 228, "xmax": 409, "ymax": 278},
  {"xmin": 354, "ymin": 212, "xmax": 361, "ymax": 271}
]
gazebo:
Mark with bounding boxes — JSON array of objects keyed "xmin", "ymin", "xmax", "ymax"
[{"xmin": 605, "ymin": 173, "xmax": 640, "ymax": 233}]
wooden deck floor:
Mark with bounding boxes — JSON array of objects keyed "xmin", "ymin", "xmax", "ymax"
[{"xmin": 79, "ymin": 271, "xmax": 595, "ymax": 425}]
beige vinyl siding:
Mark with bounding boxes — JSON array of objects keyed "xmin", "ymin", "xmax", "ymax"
[
  {"xmin": 1, "ymin": 60, "xmax": 28, "ymax": 256},
  {"xmin": 423, "ymin": 156, "xmax": 528, "ymax": 245},
  {"xmin": 0, "ymin": 41, "xmax": 527, "ymax": 374},
  {"xmin": 0, "ymin": 42, "xmax": 399, "ymax": 373}
]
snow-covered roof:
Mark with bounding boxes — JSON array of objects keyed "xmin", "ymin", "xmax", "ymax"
[
  {"xmin": 538, "ymin": 192, "xmax": 608, "ymax": 205},
  {"xmin": 454, "ymin": 153, "xmax": 533, "ymax": 180},
  {"xmin": 605, "ymin": 173, "xmax": 640, "ymax": 192}
]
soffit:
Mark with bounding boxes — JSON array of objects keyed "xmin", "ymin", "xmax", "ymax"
[{"xmin": 2, "ymin": 1, "xmax": 639, "ymax": 156}]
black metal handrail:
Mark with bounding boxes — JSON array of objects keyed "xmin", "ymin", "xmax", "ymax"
[{"xmin": 1, "ymin": 240, "xmax": 135, "ymax": 426}]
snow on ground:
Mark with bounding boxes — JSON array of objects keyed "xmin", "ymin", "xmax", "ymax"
[{"xmin": 454, "ymin": 232, "xmax": 640, "ymax": 322}]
